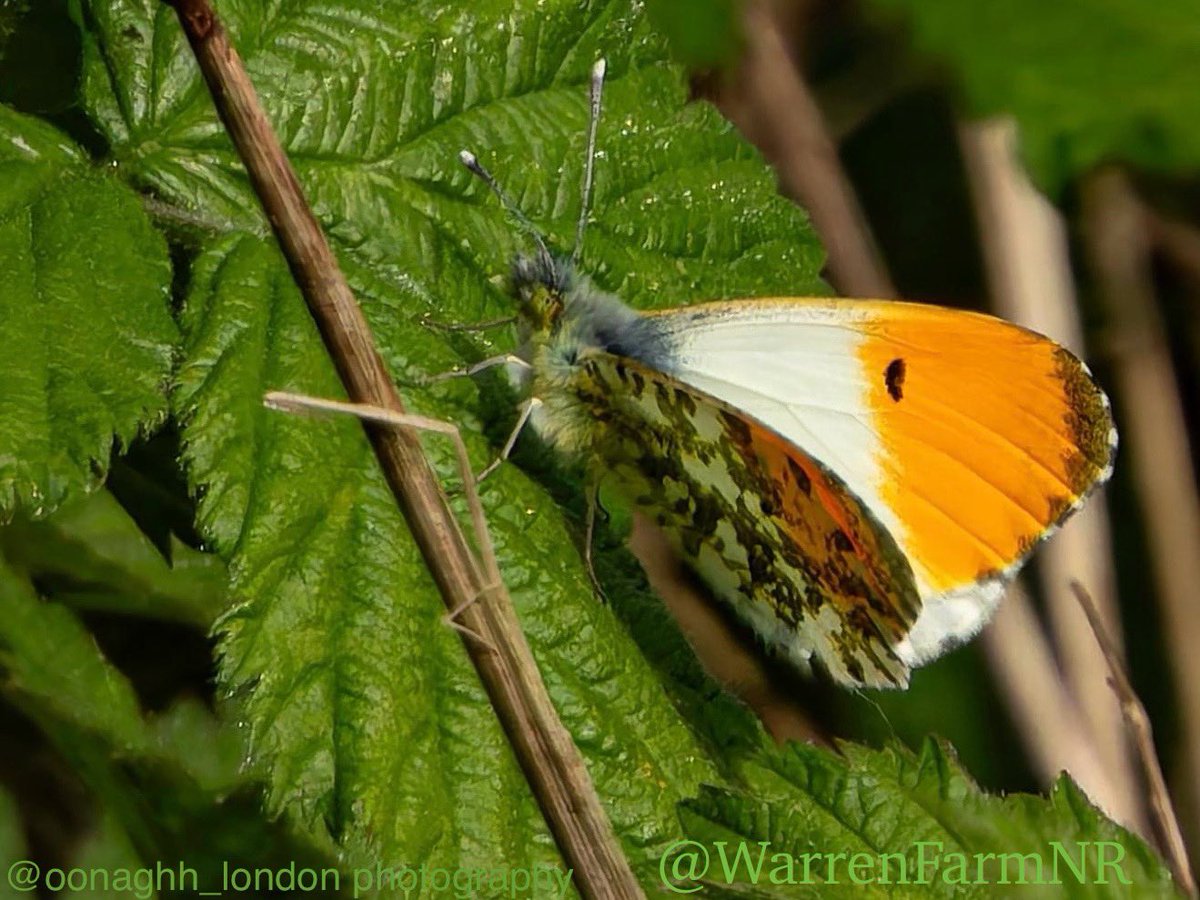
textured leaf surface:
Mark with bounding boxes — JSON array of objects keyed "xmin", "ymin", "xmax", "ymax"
[
  {"xmin": 76, "ymin": 0, "xmax": 827, "ymax": 875},
  {"xmin": 865, "ymin": 0, "xmax": 1200, "ymax": 193},
  {"xmin": 679, "ymin": 741, "xmax": 1178, "ymax": 898},
  {"xmin": 79, "ymin": 0, "xmax": 825, "ymax": 310},
  {"xmin": 0, "ymin": 105, "xmax": 176, "ymax": 521}
]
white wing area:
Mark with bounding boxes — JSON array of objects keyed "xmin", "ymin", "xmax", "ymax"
[{"xmin": 647, "ymin": 300, "xmax": 1005, "ymax": 667}]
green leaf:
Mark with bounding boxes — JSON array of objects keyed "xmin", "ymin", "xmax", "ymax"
[
  {"xmin": 0, "ymin": 560, "xmax": 149, "ymax": 749},
  {"xmin": 646, "ymin": 0, "xmax": 741, "ymax": 69},
  {"xmin": 0, "ymin": 105, "xmax": 176, "ymax": 521},
  {"xmin": 862, "ymin": 0, "xmax": 1200, "ymax": 194},
  {"xmin": 0, "ymin": 557, "xmax": 338, "ymax": 893},
  {"xmin": 0, "ymin": 488, "xmax": 226, "ymax": 628},
  {"xmin": 78, "ymin": 0, "xmax": 825, "ymax": 307},
  {"xmin": 678, "ymin": 740, "xmax": 1179, "ymax": 898},
  {"xmin": 74, "ymin": 0, "xmax": 825, "ymax": 875}
]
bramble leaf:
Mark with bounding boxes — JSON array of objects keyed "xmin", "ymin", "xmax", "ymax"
[
  {"xmin": 679, "ymin": 740, "xmax": 1178, "ymax": 898},
  {"xmin": 0, "ymin": 105, "xmax": 176, "ymax": 522},
  {"xmin": 67, "ymin": 2, "xmax": 1180, "ymax": 896}
]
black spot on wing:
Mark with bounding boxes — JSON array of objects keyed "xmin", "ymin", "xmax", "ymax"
[{"xmin": 885, "ymin": 357, "xmax": 906, "ymax": 402}]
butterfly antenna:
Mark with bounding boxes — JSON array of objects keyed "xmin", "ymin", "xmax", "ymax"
[
  {"xmin": 572, "ymin": 58, "xmax": 607, "ymax": 266},
  {"xmin": 458, "ymin": 149, "xmax": 552, "ymax": 263}
]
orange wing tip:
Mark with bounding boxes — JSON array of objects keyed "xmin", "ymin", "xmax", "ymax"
[
  {"xmin": 1017, "ymin": 351, "xmax": 1117, "ymax": 556},
  {"xmin": 858, "ymin": 313, "xmax": 1118, "ymax": 598},
  {"xmin": 894, "ymin": 358, "xmax": 1117, "ymax": 672},
  {"xmin": 877, "ymin": 346, "xmax": 1117, "ymax": 676},
  {"xmin": 894, "ymin": 356, "xmax": 1117, "ymax": 672}
]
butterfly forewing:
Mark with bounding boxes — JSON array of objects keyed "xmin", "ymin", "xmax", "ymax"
[{"xmin": 644, "ymin": 297, "xmax": 1116, "ymax": 665}]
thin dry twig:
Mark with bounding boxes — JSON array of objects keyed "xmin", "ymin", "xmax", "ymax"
[
  {"xmin": 164, "ymin": 3, "xmax": 640, "ymax": 896},
  {"xmin": 730, "ymin": 0, "xmax": 895, "ymax": 298},
  {"xmin": 262, "ymin": 391, "xmax": 503, "ymax": 589},
  {"xmin": 958, "ymin": 119, "xmax": 1143, "ymax": 832},
  {"xmin": 1082, "ymin": 168, "xmax": 1200, "ymax": 845},
  {"xmin": 1071, "ymin": 582, "xmax": 1197, "ymax": 899}
]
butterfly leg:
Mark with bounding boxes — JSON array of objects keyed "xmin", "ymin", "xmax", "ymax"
[
  {"xmin": 476, "ymin": 396, "xmax": 543, "ymax": 483},
  {"xmin": 583, "ymin": 480, "xmax": 609, "ymax": 604},
  {"xmin": 422, "ymin": 353, "xmax": 531, "ymax": 385},
  {"xmin": 262, "ymin": 391, "xmax": 505, "ymax": 635}
]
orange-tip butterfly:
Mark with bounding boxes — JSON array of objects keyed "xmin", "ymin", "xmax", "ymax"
[{"xmin": 450, "ymin": 60, "xmax": 1117, "ymax": 689}]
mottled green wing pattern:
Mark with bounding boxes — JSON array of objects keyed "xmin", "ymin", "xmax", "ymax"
[{"xmin": 567, "ymin": 350, "xmax": 922, "ymax": 688}]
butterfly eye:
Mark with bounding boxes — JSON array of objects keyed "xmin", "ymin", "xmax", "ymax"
[
  {"xmin": 518, "ymin": 284, "xmax": 566, "ymax": 331},
  {"xmin": 541, "ymin": 291, "xmax": 566, "ymax": 328}
]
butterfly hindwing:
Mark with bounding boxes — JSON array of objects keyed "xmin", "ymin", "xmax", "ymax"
[{"xmin": 570, "ymin": 349, "xmax": 923, "ymax": 688}]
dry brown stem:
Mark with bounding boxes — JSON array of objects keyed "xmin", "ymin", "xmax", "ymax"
[
  {"xmin": 730, "ymin": 0, "xmax": 895, "ymax": 297},
  {"xmin": 1072, "ymin": 583, "xmax": 1197, "ymax": 898},
  {"xmin": 164, "ymin": 2, "xmax": 641, "ymax": 895}
]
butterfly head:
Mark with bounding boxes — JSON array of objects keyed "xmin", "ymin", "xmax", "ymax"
[{"xmin": 510, "ymin": 250, "xmax": 573, "ymax": 336}]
